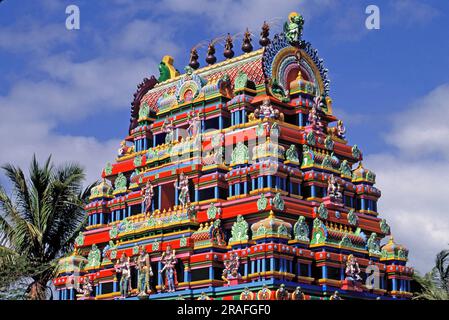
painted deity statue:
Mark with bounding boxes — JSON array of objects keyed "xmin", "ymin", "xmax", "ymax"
[
  {"xmin": 276, "ymin": 284, "xmax": 289, "ymax": 300},
  {"xmin": 115, "ymin": 253, "xmax": 131, "ymax": 299},
  {"xmin": 292, "ymin": 286, "xmax": 305, "ymax": 300},
  {"xmin": 330, "ymin": 290, "xmax": 342, "ymax": 300},
  {"xmin": 76, "ymin": 277, "xmax": 93, "ymax": 298},
  {"xmin": 174, "ymin": 172, "xmax": 190, "ymax": 209},
  {"xmin": 162, "ymin": 118, "xmax": 175, "ymax": 144},
  {"xmin": 197, "ymin": 292, "xmax": 210, "ymax": 300},
  {"xmin": 187, "ymin": 111, "xmax": 201, "ymax": 137},
  {"xmin": 142, "ymin": 180, "xmax": 154, "ymax": 215},
  {"xmin": 345, "ymin": 254, "xmax": 362, "ymax": 282},
  {"xmin": 257, "ymin": 284, "xmax": 272, "ymax": 300},
  {"xmin": 256, "ymin": 98, "xmax": 279, "ymax": 119},
  {"xmin": 160, "ymin": 245, "xmax": 177, "ymax": 293},
  {"xmin": 337, "ymin": 120, "xmax": 346, "ymax": 139},
  {"xmin": 221, "ymin": 252, "xmax": 241, "ymax": 284},
  {"xmin": 240, "ymin": 287, "xmax": 254, "ymax": 300},
  {"xmin": 118, "ymin": 140, "xmax": 133, "ymax": 157},
  {"xmin": 136, "ymin": 246, "xmax": 153, "ymax": 296},
  {"xmin": 327, "ymin": 175, "xmax": 342, "ymax": 202},
  {"xmin": 309, "ymin": 97, "xmax": 324, "ymax": 131}
]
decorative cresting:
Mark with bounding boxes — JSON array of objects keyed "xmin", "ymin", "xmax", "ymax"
[
  {"xmin": 339, "ymin": 160, "xmax": 352, "ymax": 179},
  {"xmin": 89, "ymin": 179, "xmax": 114, "ymax": 200},
  {"xmin": 367, "ymin": 233, "xmax": 381, "ymax": 256},
  {"xmin": 86, "ymin": 244, "xmax": 101, "ymax": 269},
  {"xmin": 270, "ymin": 192, "xmax": 285, "ymax": 211},
  {"xmin": 251, "ymin": 210, "xmax": 292, "ymax": 240},
  {"xmin": 262, "ymin": 13, "xmax": 330, "ymax": 97},
  {"xmin": 285, "ymin": 144, "xmax": 299, "ymax": 163},
  {"xmin": 352, "ymin": 162, "xmax": 376, "ymax": 184},
  {"xmin": 293, "ymin": 216, "xmax": 310, "ymax": 242},
  {"xmin": 257, "ymin": 193, "xmax": 268, "ymax": 211},
  {"xmin": 157, "ymin": 55, "xmax": 180, "ymax": 82},
  {"xmin": 234, "ymin": 71, "xmax": 248, "ymax": 92},
  {"xmin": 207, "ymin": 202, "xmax": 221, "ymax": 220},
  {"xmin": 347, "ymin": 209, "xmax": 358, "ymax": 226},
  {"xmin": 191, "ymin": 219, "xmax": 226, "ymax": 248},
  {"xmin": 314, "ymin": 202, "xmax": 328, "ymax": 219},
  {"xmin": 310, "ymin": 218, "xmax": 327, "ymax": 245},
  {"xmin": 252, "ymin": 137, "xmax": 285, "ymax": 161},
  {"xmin": 381, "ymin": 237, "xmax": 409, "ymax": 261},
  {"xmin": 113, "ymin": 173, "xmax": 127, "ymax": 194},
  {"xmin": 229, "ymin": 215, "xmax": 249, "ymax": 243},
  {"xmin": 231, "ymin": 142, "xmax": 249, "ymax": 165}
]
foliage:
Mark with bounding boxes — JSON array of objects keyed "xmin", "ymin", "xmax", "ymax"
[
  {"xmin": 0, "ymin": 155, "xmax": 95, "ymax": 299},
  {"xmin": 413, "ymin": 248, "xmax": 449, "ymax": 300}
]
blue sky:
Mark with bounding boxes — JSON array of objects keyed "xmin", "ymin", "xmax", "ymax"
[{"xmin": 1, "ymin": 0, "xmax": 449, "ymax": 273}]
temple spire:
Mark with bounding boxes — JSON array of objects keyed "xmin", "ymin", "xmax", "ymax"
[
  {"xmin": 259, "ymin": 21, "xmax": 270, "ymax": 47},
  {"xmin": 206, "ymin": 41, "xmax": 217, "ymax": 65},
  {"xmin": 241, "ymin": 28, "xmax": 253, "ymax": 53},
  {"xmin": 224, "ymin": 33, "xmax": 234, "ymax": 59},
  {"xmin": 189, "ymin": 47, "xmax": 200, "ymax": 70}
]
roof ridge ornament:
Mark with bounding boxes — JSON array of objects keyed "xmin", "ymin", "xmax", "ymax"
[{"xmin": 283, "ymin": 11, "xmax": 304, "ymax": 46}]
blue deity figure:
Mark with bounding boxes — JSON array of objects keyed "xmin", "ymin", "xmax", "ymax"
[{"xmin": 160, "ymin": 245, "xmax": 177, "ymax": 293}]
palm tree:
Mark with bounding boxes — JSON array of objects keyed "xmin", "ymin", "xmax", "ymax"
[
  {"xmin": 0, "ymin": 155, "xmax": 95, "ymax": 299},
  {"xmin": 413, "ymin": 248, "xmax": 449, "ymax": 300}
]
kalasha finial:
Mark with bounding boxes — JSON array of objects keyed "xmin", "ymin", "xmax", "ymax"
[
  {"xmin": 259, "ymin": 21, "xmax": 270, "ymax": 47},
  {"xmin": 241, "ymin": 28, "xmax": 253, "ymax": 53},
  {"xmin": 189, "ymin": 47, "xmax": 200, "ymax": 70},
  {"xmin": 224, "ymin": 33, "xmax": 234, "ymax": 59},
  {"xmin": 206, "ymin": 41, "xmax": 217, "ymax": 65}
]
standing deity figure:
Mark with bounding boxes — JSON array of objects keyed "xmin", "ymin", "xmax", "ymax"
[
  {"xmin": 327, "ymin": 175, "xmax": 342, "ymax": 202},
  {"xmin": 160, "ymin": 245, "xmax": 177, "ymax": 293},
  {"xmin": 292, "ymin": 286, "xmax": 305, "ymax": 300},
  {"xmin": 275, "ymin": 284, "xmax": 289, "ymax": 300},
  {"xmin": 162, "ymin": 118, "xmax": 175, "ymax": 144},
  {"xmin": 187, "ymin": 111, "xmax": 201, "ymax": 137},
  {"xmin": 337, "ymin": 120, "xmax": 346, "ymax": 139},
  {"xmin": 174, "ymin": 172, "xmax": 190, "ymax": 209},
  {"xmin": 136, "ymin": 246, "xmax": 153, "ymax": 296},
  {"xmin": 345, "ymin": 254, "xmax": 362, "ymax": 282},
  {"xmin": 115, "ymin": 253, "xmax": 131, "ymax": 299},
  {"xmin": 309, "ymin": 97, "xmax": 324, "ymax": 131},
  {"xmin": 142, "ymin": 180, "xmax": 154, "ymax": 215},
  {"xmin": 221, "ymin": 252, "xmax": 241, "ymax": 284},
  {"xmin": 76, "ymin": 277, "xmax": 93, "ymax": 298}
]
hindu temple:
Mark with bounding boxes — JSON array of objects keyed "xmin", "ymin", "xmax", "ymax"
[{"xmin": 53, "ymin": 11, "xmax": 413, "ymax": 300}]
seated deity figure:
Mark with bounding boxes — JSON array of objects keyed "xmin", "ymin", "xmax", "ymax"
[
  {"xmin": 76, "ymin": 277, "xmax": 93, "ymax": 298},
  {"xmin": 136, "ymin": 246, "xmax": 153, "ymax": 296},
  {"xmin": 345, "ymin": 254, "xmax": 362, "ymax": 282},
  {"xmin": 118, "ymin": 140, "xmax": 133, "ymax": 157},
  {"xmin": 240, "ymin": 287, "xmax": 254, "ymax": 300},
  {"xmin": 174, "ymin": 172, "xmax": 190, "ymax": 209},
  {"xmin": 221, "ymin": 252, "xmax": 241, "ymax": 284},
  {"xmin": 197, "ymin": 292, "xmax": 211, "ymax": 300},
  {"xmin": 291, "ymin": 286, "xmax": 305, "ymax": 300},
  {"xmin": 327, "ymin": 175, "xmax": 342, "ymax": 202},
  {"xmin": 276, "ymin": 284, "xmax": 289, "ymax": 300},
  {"xmin": 257, "ymin": 284, "xmax": 272, "ymax": 300},
  {"xmin": 330, "ymin": 290, "xmax": 342, "ymax": 300},
  {"xmin": 162, "ymin": 118, "xmax": 175, "ymax": 144},
  {"xmin": 142, "ymin": 180, "xmax": 154, "ymax": 215},
  {"xmin": 160, "ymin": 245, "xmax": 177, "ymax": 293},
  {"xmin": 187, "ymin": 111, "xmax": 201, "ymax": 137},
  {"xmin": 115, "ymin": 253, "xmax": 131, "ymax": 299},
  {"xmin": 337, "ymin": 120, "xmax": 346, "ymax": 139},
  {"xmin": 255, "ymin": 98, "xmax": 280, "ymax": 119}
]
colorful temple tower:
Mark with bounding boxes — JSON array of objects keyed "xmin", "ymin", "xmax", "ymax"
[{"xmin": 54, "ymin": 12, "xmax": 413, "ymax": 300}]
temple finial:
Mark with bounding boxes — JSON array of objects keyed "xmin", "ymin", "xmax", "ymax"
[
  {"xmin": 242, "ymin": 28, "xmax": 253, "ymax": 53},
  {"xmin": 206, "ymin": 41, "xmax": 217, "ymax": 65},
  {"xmin": 224, "ymin": 33, "xmax": 234, "ymax": 59},
  {"xmin": 259, "ymin": 21, "xmax": 270, "ymax": 47},
  {"xmin": 189, "ymin": 47, "xmax": 200, "ymax": 70}
]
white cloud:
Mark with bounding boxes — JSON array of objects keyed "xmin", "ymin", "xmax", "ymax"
[{"xmin": 365, "ymin": 84, "xmax": 449, "ymax": 274}]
